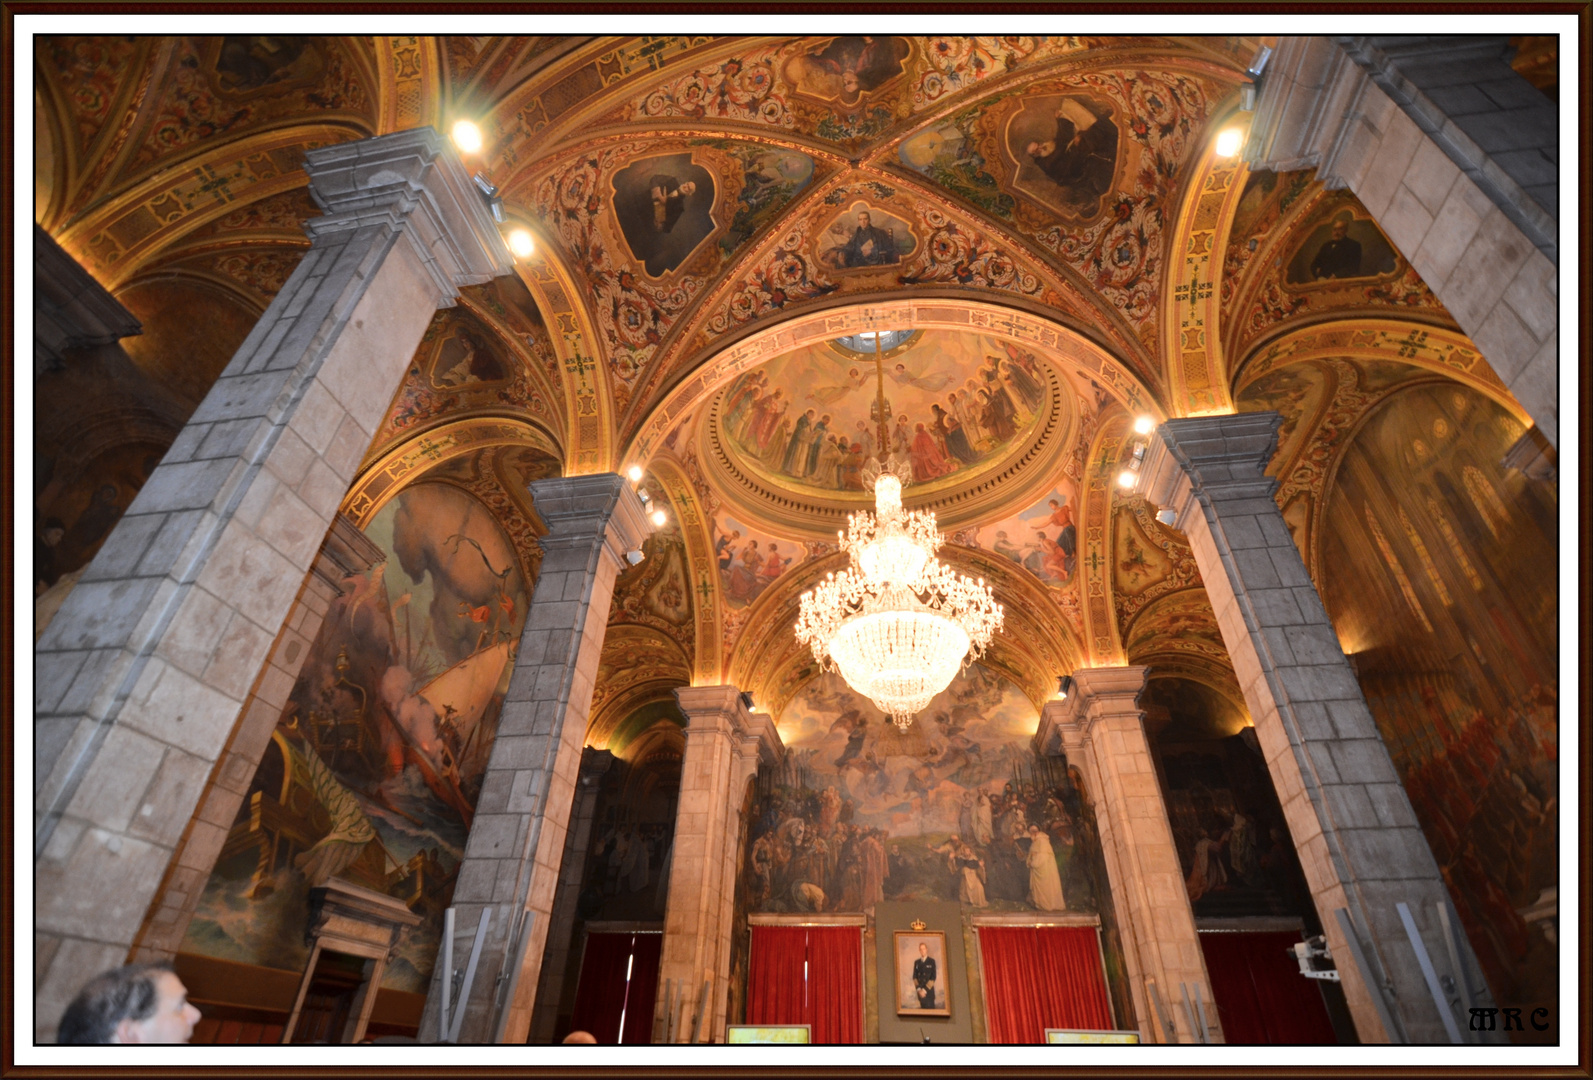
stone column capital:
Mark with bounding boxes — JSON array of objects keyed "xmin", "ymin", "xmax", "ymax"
[
  {"xmin": 529, "ymin": 473, "xmax": 653, "ymax": 571},
  {"xmin": 1142, "ymin": 413, "xmax": 1282, "ymax": 531},
  {"xmin": 303, "ymin": 126, "xmax": 513, "ymax": 305},
  {"xmin": 673, "ymin": 688, "xmax": 786, "ymax": 766}
]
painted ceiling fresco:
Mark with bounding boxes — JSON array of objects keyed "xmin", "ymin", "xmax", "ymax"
[{"xmin": 37, "ymin": 31, "xmax": 1497, "ymax": 756}]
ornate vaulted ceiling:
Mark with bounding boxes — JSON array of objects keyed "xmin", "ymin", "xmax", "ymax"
[{"xmin": 38, "ymin": 33, "xmax": 1506, "ymax": 749}]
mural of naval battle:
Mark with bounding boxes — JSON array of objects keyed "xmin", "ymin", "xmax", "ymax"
[
  {"xmin": 743, "ymin": 665, "xmax": 1110, "ymax": 916},
  {"xmin": 717, "ymin": 331, "xmax": 1049, "ymax": 495},
  {"xmin": 182, "ymin": 482, "xmax": 531, "ymax": 994}
]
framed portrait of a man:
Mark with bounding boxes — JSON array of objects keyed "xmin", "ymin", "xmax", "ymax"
[{"xmin": 893, "ymin": 930, "xmax": 950, "ymax": 1017}]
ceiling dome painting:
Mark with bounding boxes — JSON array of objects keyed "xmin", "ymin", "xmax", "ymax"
[{"xmin": 698, "ymin": 328, "xmax": 1075, "ymax": 537}]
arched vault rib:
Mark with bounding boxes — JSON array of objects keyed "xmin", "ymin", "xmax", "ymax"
[
  {"xmin": 1159, "ymin": 125, "xmax": 1247, "ymax": 417},
  {"xmin": 342, "ymin": 416, "xmax": 561, "ymax": 528},
  {"xmin": 728, "ymin": 541, "xmax": 1084, "ymax": 724},
  {"xmin": 511, "ymin": 223, "xmax": 615, "ymax": 473},
  {"xmin": 376, "ymin": 36, "xmax": 443, "ymax": 133},
  {"xmin": 625, "ymin": 297, "xmax": 1156, "ymax": 472},
  {"xmin": 645, "ymin": 454, "xmax": 726, "ymax": 686},
  {"xmin": 1232, "ymin": 317, "xmax": 1527, "ymax": 420},
  {"xmin": 56, "ymin": 124, "xmax": 366, "ymax": 288}
]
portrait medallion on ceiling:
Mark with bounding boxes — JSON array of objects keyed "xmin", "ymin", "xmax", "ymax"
[
  {"xmin": 814, "ymin": 200, "xmax": 921, "ymax": 275},
  {"xmin": 783, "ymin": 35, "xmax": 913, "ymax": 108},
  {"xmin": 611, "ymin": 151, "xmax": 719, "ymax": 278},
  {"xmin": 698, "ymin": 328, "xmax": 1073, "ymax": 537},
  {"xmin": 1283, "ymin": 208, "xmax": 1400, "ymax": 289},
  {"xmin": 1001, "ymin": 92, "xmax": 1126, "ymax": 222}
]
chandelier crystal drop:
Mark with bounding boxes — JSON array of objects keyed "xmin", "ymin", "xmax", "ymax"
[{"xmin": 795, "ymin": 461, "xmax": 1004, "ymax": 732}]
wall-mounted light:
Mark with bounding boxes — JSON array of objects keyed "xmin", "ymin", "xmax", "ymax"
[
  {"xmin": 1133, "ymin": 415, "xmax": 1155, "ymax": 436},
  {"xmin": 1155, "ymin": 508, "xmax": 1178, "ymax": 527},
  {"xmin": 1057, "ymin": 675, "xmax": 1074, "ymax": 700},
  {"xmin": 1214, "ymin": 128, "xmax": 1244, "ymax": 158},
  {"xmin": 625, "ymin": 549, "xmax": 646, "ymax": 566},
  {"xmin": 650, "ymin": 509, "xmax": 668, "ymax": 528},
  {"xmin": 1246, "ymin": 44, "xmax": 1273, "ymax": 78},
  {"xmin": 508, "ymin": 229, "xmax": 534, "ymax": 258},
  {"xmin": 1117, "ymin": 469, "xmax": 1138, "ymax": 489},
  {"xmin": 471, "ymin": 172, "xmax": 505, "ymax": 223},
  {"xmin": 451, "ymin": 120, "xmax": 483, "ymax": 154},
  {"xmin": 626, "ymin": 464, "xmax": 644, "ymax": 482}
]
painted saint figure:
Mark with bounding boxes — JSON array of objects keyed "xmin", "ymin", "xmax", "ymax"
[
  {"xmin": 1023, "ymin": 97, "xmax": 1118, "ymax": 214},
  {"xmin": 1026, "ymin": 824, "xmax": 1067, "ymax": 910}
]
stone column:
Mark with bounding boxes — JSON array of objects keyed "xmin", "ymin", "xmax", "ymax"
[
  {"xmin": 424, "ymin": 474, "xmax": 650, "ymax": 1045},
  {"xmin": 1248, "ymin": 36, "xmax": 1557, "ymax": 445},
  {"xmin": 1035, "ymin": 668, "xmax": 1222, "ymax": 1044},
  {"xmin": 126, "ymin": 515, "xmax": 384, "ymax": 962},
  {"xmin": 527, "ymin": 747, "xmax": 614, "ymax": 1043},
  {"xmin": 654, "ymin": 687, "xmax": 782, "ymax": 1043},
  {"xmin": 1142, "ymin": 412, "xmax": 1489, "ymax": 1044},
  {"xmin": 33, "ymin": 127, "xmax": 511, "ymax": 1041}
]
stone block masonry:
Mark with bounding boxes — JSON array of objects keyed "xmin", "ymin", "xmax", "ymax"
[{"xmin": 32, "ymin": 127, "xmax": 513, "ymax": 1043}]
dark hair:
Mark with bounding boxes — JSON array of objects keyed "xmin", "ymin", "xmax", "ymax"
[{"xmin": 57, "ymin": 962, "xmax": 173, "ymax": 1044}]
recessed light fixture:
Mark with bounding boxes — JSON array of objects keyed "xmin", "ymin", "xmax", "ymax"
[{"xmin": 451, "ymin": 120, "xmax": 483, "ymax": 154}]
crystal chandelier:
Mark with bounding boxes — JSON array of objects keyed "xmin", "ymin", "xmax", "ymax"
[{"xmin": 795, "ymin": 460, "xmax": 1003, "ymax": 732}]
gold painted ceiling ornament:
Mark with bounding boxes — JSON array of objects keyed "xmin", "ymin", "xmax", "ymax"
[{"xmin": 795, "ymin": 333, "xmax": 1003, "ymax": 733}]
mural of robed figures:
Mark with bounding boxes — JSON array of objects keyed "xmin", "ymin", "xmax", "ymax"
[
  {"xmin": 743, "ymin": 666, "xmax": 1112, "ymax": 919},
  {"xmin": 784, "ymin": 35, "xmax": 912, "ymax": 106},
  {"xmin": 612, "ymin": 152, "xmax": 718, "ymax": 277},
  {"xmin": 1005, "ymin": 94, "xmax": 1121, "ymax": 220},
  {"xmin": 1285, "ymin": 211, "xmax": 1399, "ymax": 285}
]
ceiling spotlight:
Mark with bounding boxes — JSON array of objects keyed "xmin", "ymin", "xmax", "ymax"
[
  {"xmin": 627, "ymin": 464, "xmax": 644, "ymax": 482},
  {"xmin": 1057, "ymin": 675, "xmax": 1074, "ymax": 700},
  {"xmin": 1117, "ymin": 469, "xmax": 1138, "ymax": 489},
  {"xmin": 1214, "ymin": 128, "xmax": 1244, "ymax": 158},
  {"xmin": 650, "ymin": 509, "xmax": 668, "ymax": 528},
  {"xmin": 451, "ymin": 120, "xmax": 484, "ymax": 155},
  {"xmin": 1155, "ymin": 508, "xmax": 1178, "ymax": 527},
  {"xmin": 508, "ymin": 229, "xmax": 535, "ymax": 258},
  {"xmin": 1133, "ymin": 415, "xmax": 1155, "ymax": 435}
]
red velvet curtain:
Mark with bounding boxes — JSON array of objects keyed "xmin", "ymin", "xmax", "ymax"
[
  {"xmin": 619, "ymin": 932, "xmax": 663, "ymax": 1045},
  {"xmin": 1199, "ymin": 931, "xmax": 1337, "ymax": 1044},
  {"xmin": 806, "ymin": 926, "xmax": 863, "ymax": 1045},
  {"xmin": 571, "ymin": 932, "xmax": 663, "ymax": 1044},
  {"xmin": 747, "ymin": 926, "xmax": 862, "ymax": 1044},
  {"xmin": 978, "ymin": 926, "xmax": 1114, "ymax": 1043}
]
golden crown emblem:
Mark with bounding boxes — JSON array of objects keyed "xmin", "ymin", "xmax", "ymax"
[{"xmin": 909, "ymin": 919, "xmax": 927, "ymax": 931}]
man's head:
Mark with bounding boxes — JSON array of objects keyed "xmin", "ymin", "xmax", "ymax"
[
  {"xmin": 918, "ymin": 943, "xmax": 929, "ymax": 958},
  {"xmin": 1331, "ymin": 218, "xmax": 1349, "ymax": 240},
  {"xmin": 58, "ymin": 963, "xmax": 201, "ymax": 1044},
  {"xmin": 1026, "ymin": 139, "xmax": 1055, "ymax": 160},
  {"xmin": 41, "ymin": 518, "xmax": 65, "ymax": 546},
  {"xmin": 857, "ymin": 212, "xmax": 871, "ymax": 228},
  {"xmin": 677, "ymin": 181, "xmax": 697, "ymax": 198},
  {"xmin": 563, "ymin": 1030, "xmax": 599, "ymax": 1044}
]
